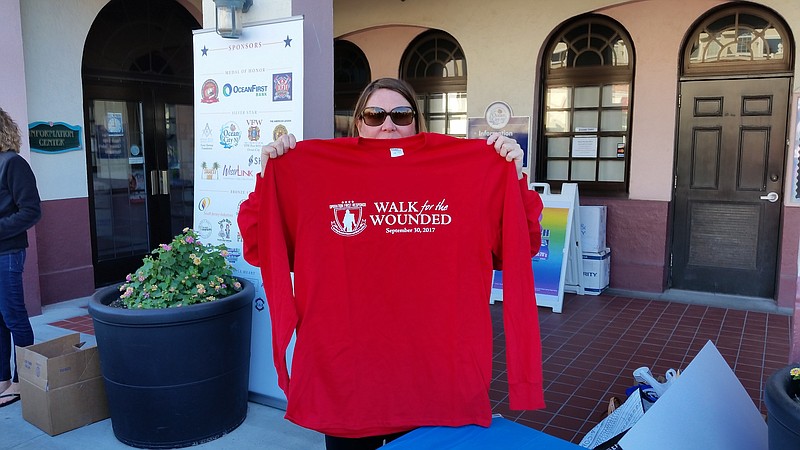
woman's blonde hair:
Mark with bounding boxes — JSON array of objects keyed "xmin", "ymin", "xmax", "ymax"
[
  {"xmin": 349, "ymin": 78, "xmax": 427, "ymax": 137},
  {"xmin": 0, "ymin": 108, "xmax": 22, "ymax": 153}
]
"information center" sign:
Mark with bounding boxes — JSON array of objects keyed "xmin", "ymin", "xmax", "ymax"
[{"xmin": 28, "ymin": 122, "xmax": 82, "ymax": 154}]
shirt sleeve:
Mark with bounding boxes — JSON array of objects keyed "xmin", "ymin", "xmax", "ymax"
[
  {"xmin": 238, "ymin": 178, "xmax": 262, "ymax": 267},
  {"xmin": 492, "ymin": 173, "xmax": 543, "ymax": 271},
  {"xmin": 248, "ymin": 167, "xmax": 298, "ymax": 393},
  {"xmin": 501, "ymin": 166, "xmax": 546, "ymax": 411},
  {"xmin": 0, "ymin": 155, "xmax": 41, "ymax": 238},
  {"xmin": 519, "ymin": 173, "xmax": 543, "ymax": 257}
]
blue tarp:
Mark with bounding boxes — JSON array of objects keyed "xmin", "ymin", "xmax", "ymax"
[{"xmin": 382, "ymin": 417, "xmax": 583, "ymax": 449}]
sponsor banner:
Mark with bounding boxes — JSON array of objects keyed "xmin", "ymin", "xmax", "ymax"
[{"xmin": 193, "ymin": 16, "xmax": 304, "ymax": 404}]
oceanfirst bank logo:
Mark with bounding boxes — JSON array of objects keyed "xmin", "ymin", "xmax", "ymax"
[{"xmin": 222, "ymin": 82, "xmax": 270, "ymax": 97}]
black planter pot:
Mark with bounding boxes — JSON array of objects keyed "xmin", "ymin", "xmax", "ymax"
[
  {"xmin": 764, "ymin": 363, "xmax": 800, "ymax": 450},
  {"xmin": 88, "ymin": 278, "xmax": 254, "ymax": 449}
]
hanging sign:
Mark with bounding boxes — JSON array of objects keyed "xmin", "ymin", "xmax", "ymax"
[{"xmin": 28, "ymin": 122, "xmax": 82, "ymax": 154}]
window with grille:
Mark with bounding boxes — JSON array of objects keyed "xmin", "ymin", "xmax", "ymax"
[
  {"xmin": 400, "ymin": 30, "xmax": 467, "ymax": 137},
  {"xmin": 683, "ymin": 6, "xmax": 791, "ymax": 76},
  {"xmin": 540, "ymin": 16, "xmax": 634, "ymax": 194}
]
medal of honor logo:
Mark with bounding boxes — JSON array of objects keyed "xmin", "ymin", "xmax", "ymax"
[
  {"xmin": 201, "ymin": 79, "xmax": 219, "ymax": 103},
  {"xmin": 330, "ymin": 201, "xmax": 367, "ymax": 237},
  {"xmin": 273, "ymin": 73, "xmax": 292, "ymax": 101}
]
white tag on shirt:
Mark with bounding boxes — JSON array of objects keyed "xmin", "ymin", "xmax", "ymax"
[{"xmin": 389, "ymin": 147, "xmax": 404, "ymax": 157}]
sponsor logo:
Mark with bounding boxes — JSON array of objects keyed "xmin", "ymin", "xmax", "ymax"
[
  {"xmin": 273, "ymin": 73, "xmax": 292, "ymax": 101},
  {"xmin": 221, "ymin": 164, "xmax": 255, "ymax": 180},
  {"xmin": 198, "ymin": 197, "xmax": 211, "ymax": 211},
  {"xmin": 273, "ymin": 124, "xmax": 288, "ymax": 141},
  {"xmin": 197, "ymin": 219, "xmax": 213, "ymax": 239},
  {"xmin": 219, "ymin": 122, "xmax": 242, "ymax": 149},
  {"xmin": 247, "ymin": 155, "xmax": 261, "ymax": 167},
  {"xmin": 200, "ymin": 162, "xmax": 220, "ymax": 180},
  {"xmin": 222, "ymin": 82, "xmax": 269, "ymax": 97},
  {"xmin": 329, "ymin": 201, "xmax": 367, "ymax": 237},
  {"xmin": 201, "ymin": 79, "xmax": 219, "ymax": 104},
  {"xmin": 218, "ymin": 218, "xmax": 233, "ymax": 241},
  {"xmin": 246, "ymin": 119, "xmax": 262, "ymax": 142},
  {"xmin": 224, "ymin": 246, "xmax": 241, "ymax": 264}
]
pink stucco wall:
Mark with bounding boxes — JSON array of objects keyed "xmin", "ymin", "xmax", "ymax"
[{"xmin": 0, "ymin": 0, "xmax": 41, "ymax": 316}]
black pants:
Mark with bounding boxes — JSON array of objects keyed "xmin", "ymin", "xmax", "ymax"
[{"xmin": 324, "ymin": 431, "xmax": 411, "ymax": 450}]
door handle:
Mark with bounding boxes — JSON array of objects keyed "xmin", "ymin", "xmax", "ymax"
[
  {"xmin": 159, "ymin": 170, "xmax": 170, "ymax": 195},
  {"xmin": 150, "ymin": 170, "xmax": 159, "ymax": 195},
  {"xmin": 760, "ymin": 192, "xmax": 779, "ymax": 202},
  {"xmin": 149, "ymin": 170, "xmax": 170, "ymax": 195}
]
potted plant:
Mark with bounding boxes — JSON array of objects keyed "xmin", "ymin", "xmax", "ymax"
[
  {"xmin": 764, "ymin": 364, "xmax": 800, "ymax": 450},
  {"xmin": 89, "ymin": 228, "xmax": 254, "ymax": 449}
]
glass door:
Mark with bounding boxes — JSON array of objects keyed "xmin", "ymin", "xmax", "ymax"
[
  {"xmin": 85, "ymin": 85, "xmax": 194, "ymax": 285},
  {"xmin": 164, "ymin": 103, "xmax": 195, "ymax": 237},
  {"xmin": 88, "ymin": 99, "xmax": 151, "ymax": 284}
]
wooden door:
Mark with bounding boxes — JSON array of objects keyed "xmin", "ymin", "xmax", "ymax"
[{"xmin": 672, "ymin": 78, "xmax": 789, "ymax": 297}]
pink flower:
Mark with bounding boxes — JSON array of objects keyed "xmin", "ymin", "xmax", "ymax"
[
  {"xmin": 185, "ymin": 236, "xmax": 195, "ymax": 244},
  {"xmin": 160, "ymin": 244, "xmax": 172, "ymax": 251},
  {"xmin": 125, "ymin": 274, "xmax": 132, "ymax": 282}
]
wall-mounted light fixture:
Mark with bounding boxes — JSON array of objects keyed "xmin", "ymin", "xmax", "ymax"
[{"xmin": 213, "ymin": 0, "xmax": 253, "ymax": 39}]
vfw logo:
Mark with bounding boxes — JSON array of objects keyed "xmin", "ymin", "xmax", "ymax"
[{"xmin": 329, "ymin": 201, "xmax": 367, "ymax": 237}]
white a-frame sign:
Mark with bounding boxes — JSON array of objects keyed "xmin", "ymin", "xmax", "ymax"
[{"xmin": 490, "ymin": 183, "xmax": 583, "ymax": 313}]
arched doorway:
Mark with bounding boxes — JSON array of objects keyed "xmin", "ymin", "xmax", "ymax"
[
  {"xmin": 672, "ymin": 4, "xmax": 793, "ymax": 298},
  {"xmin": 333, "ymin": 40, "xmax": 371, "ymax": 137},
  {"xmin": 82, "ymin": 0, "xmax": 200, "ymax": 285}
]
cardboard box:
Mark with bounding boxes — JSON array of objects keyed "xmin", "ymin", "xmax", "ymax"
[
  {"xmin": 579, "ymin": 205, "xmax": 607, "ymax": 253},
  {"xmin": 581, "ymin": 248, "xmax": 610, "ymax": 295},
  {"xmin": 16, "ymin": 333, "xmax": 109, "ymax": 436}
]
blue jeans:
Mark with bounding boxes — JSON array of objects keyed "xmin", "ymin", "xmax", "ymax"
[{"xmin": 0, "ymin": 249, "xmax": 34, "ymax": 383}]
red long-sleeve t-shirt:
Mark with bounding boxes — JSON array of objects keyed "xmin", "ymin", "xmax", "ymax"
[{"xmin": 238, "ymin": 132, "xmax": 544, "ymax": 438}]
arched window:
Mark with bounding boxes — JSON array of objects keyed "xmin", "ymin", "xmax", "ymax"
[
  {"xmin": 400, "ymin": 30, "xmax": 467, "ymax": 137},
  {"xmin": 333, "ymin": 40, "xmax": 371, "ymax": 137},
  {"xmin": 540, "ymin": 15, "xmax": 634, "ymax": 194},
  {"xmin": 683, "ymin": 5, "xmax": 792, "ymax": 76}
]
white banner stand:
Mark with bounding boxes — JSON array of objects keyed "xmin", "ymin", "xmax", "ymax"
[
  {"xmin": 193, "ymin": 16, "xmax": 305, "ymax": 409},
  {"xmin": 490, "ymin": 183, "xmax": 583, "ymax": 313}
]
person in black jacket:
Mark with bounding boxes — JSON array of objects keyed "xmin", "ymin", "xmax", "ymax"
[{"xmin": 0, "ymin": 107, "xmax": 41, "ymax": 408}]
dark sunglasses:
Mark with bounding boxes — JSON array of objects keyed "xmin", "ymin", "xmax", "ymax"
[{"xmin": 360, "ymin": 106, "xmax": 416, "ymax": 127}]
